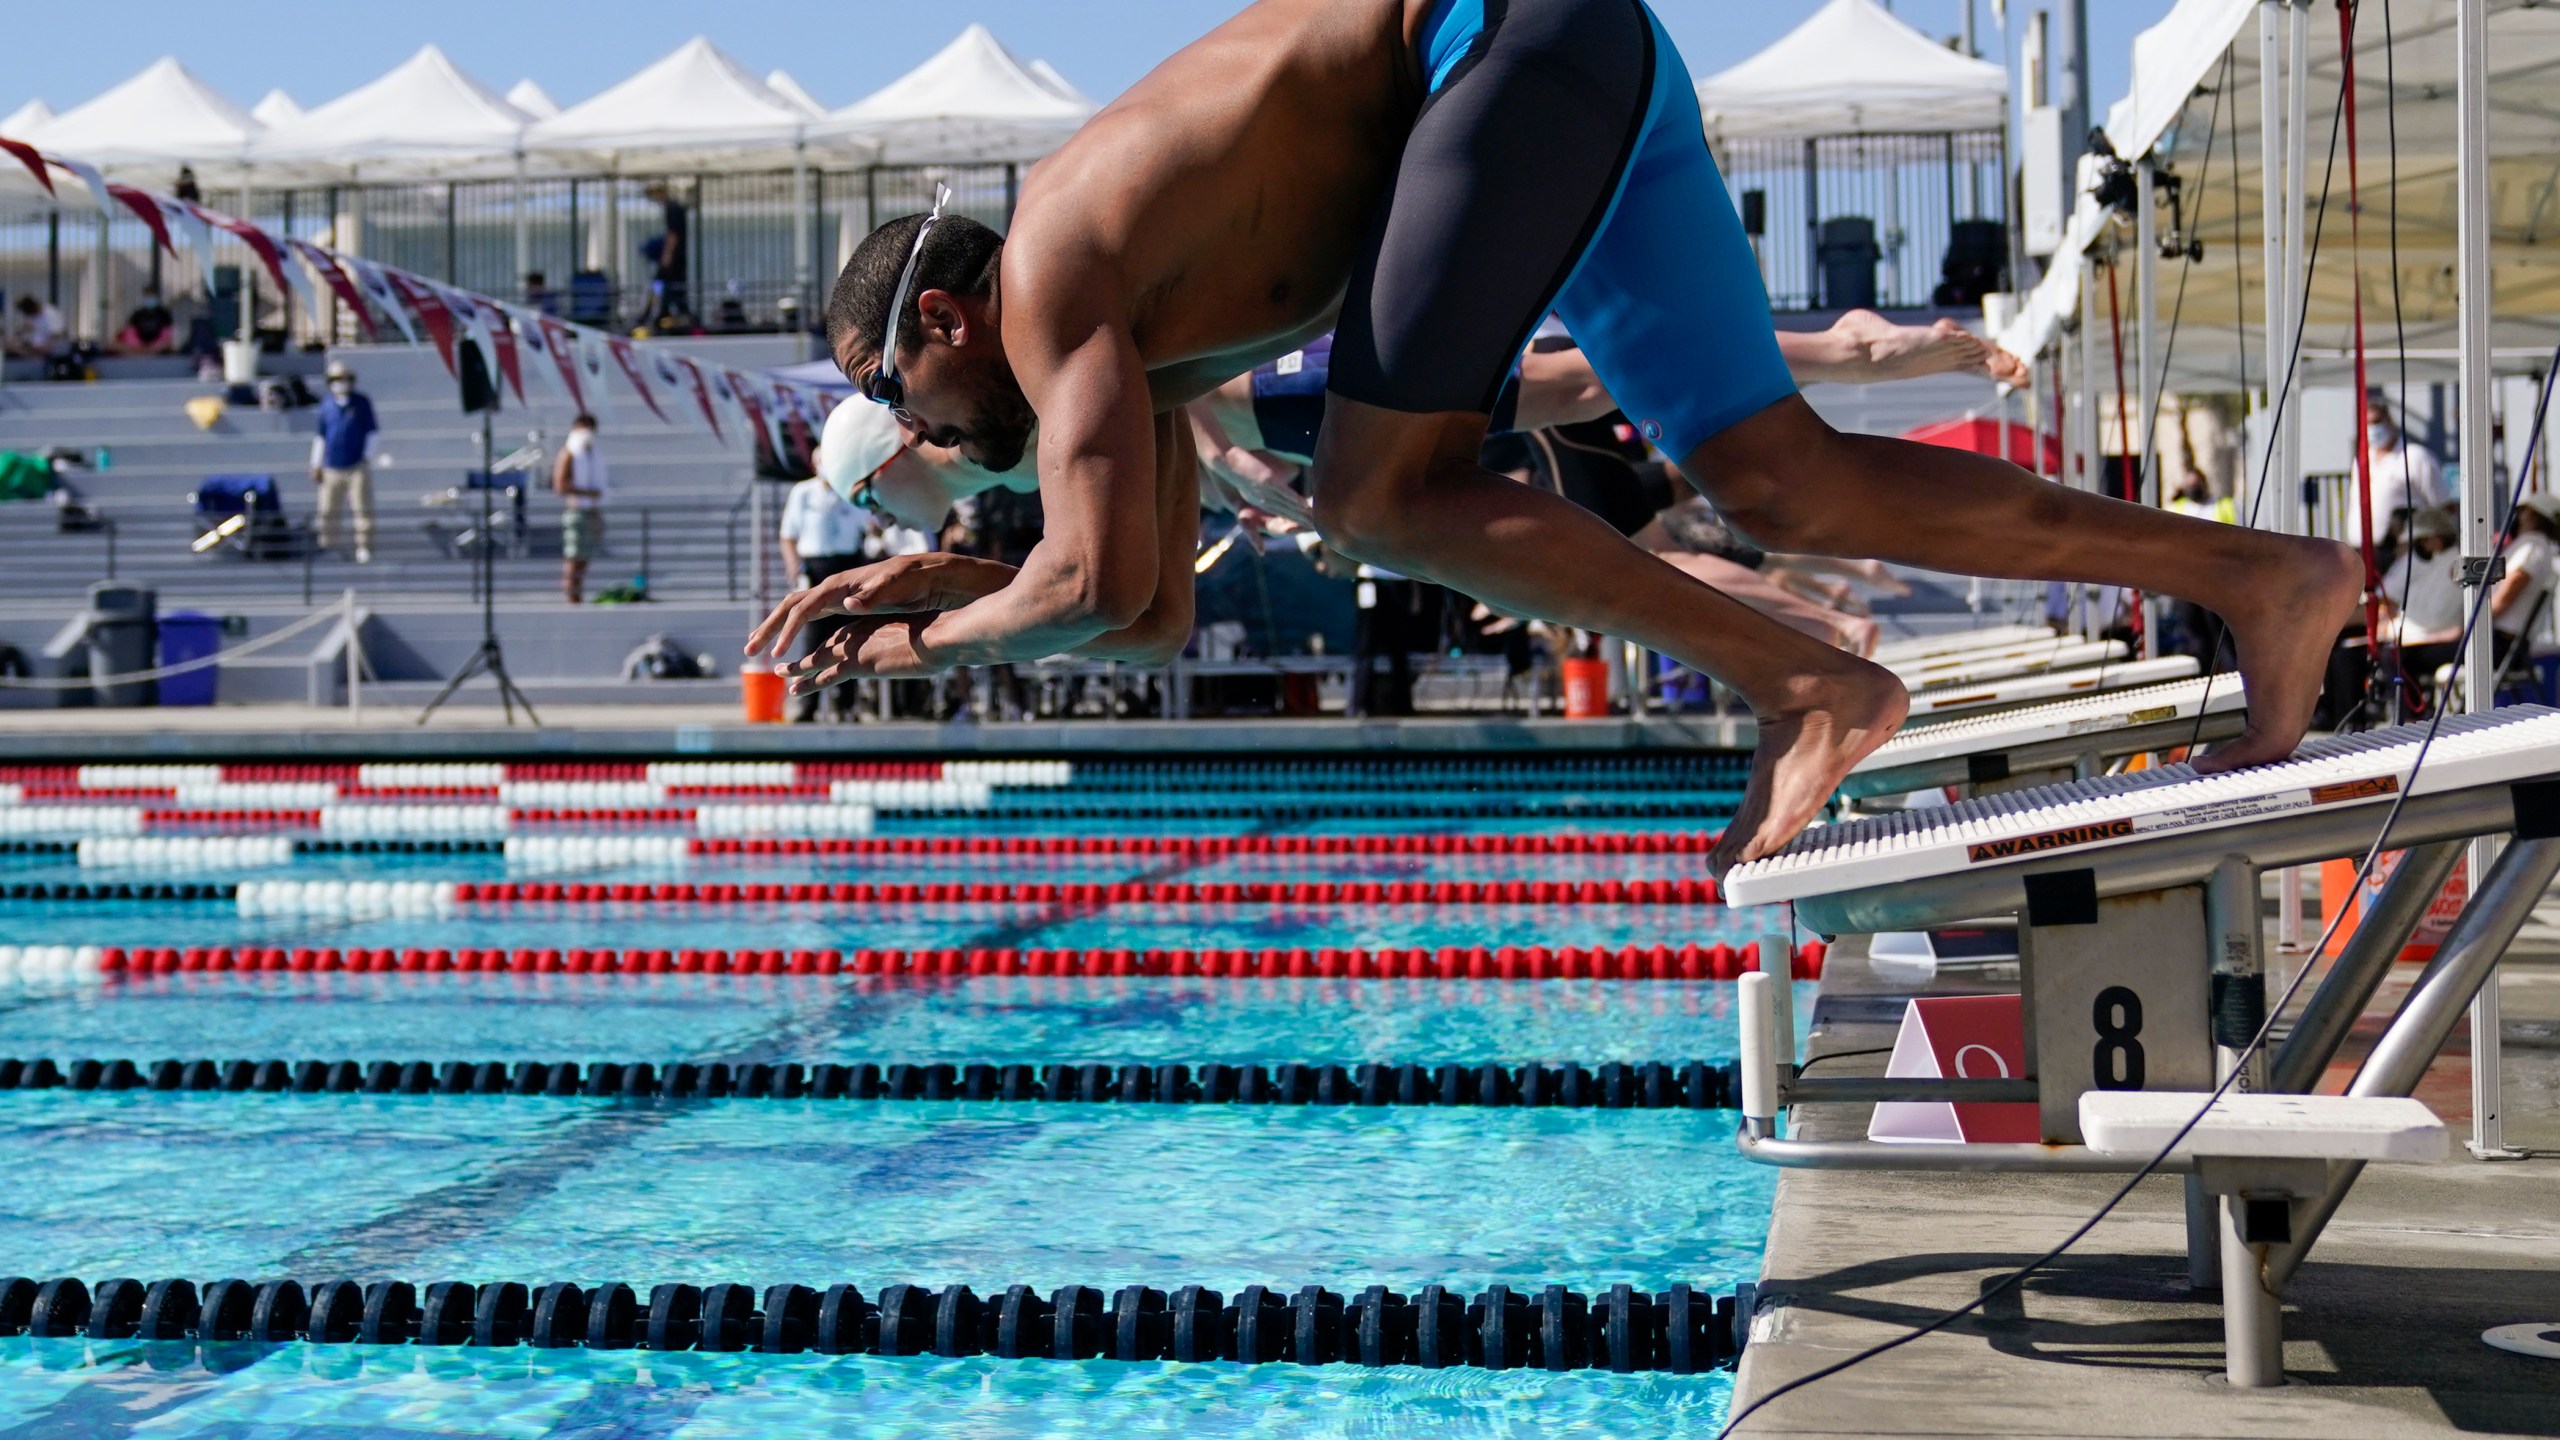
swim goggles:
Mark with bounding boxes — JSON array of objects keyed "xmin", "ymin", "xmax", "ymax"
[{"xmin": 863, "ymin": 184, "xmax": 952, "ymax": 425}]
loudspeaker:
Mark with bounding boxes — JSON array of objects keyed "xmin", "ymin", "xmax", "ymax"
[{"xmin": 456, "ymin": 336, "xmax": 500, "ymax": 415}]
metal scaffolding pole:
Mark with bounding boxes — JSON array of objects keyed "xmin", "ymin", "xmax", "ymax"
[
  {"xmin": 2258, "ymin": 1, "xmax": 2290, "ymax": 533},
  {"xmin": 512, "ymin": 153, "xmax": 531, "ymax": 301},
  {"xmin": 2281, "ymin": 0, "xmax": 2310, "ymax": 537},
  {"xmin": 2136, "ymin": 157, "xmax": 2163, "ymax": 658},
  {"xmin": 2453, "ymin": 0, "xmax": 2517, "ymax": 1159},
  {"xmin": 791, "ymin": 141, "xmax": 812, "ymax": 322}
]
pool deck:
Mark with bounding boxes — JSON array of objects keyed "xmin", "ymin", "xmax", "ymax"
[
  {"xmin": 0, "ymin": 705, "xmax": 1753, "ymax": 757},
  {"xmin": 1731, "ymin": 922, "xmax": 2560, "ymax": 1438}
]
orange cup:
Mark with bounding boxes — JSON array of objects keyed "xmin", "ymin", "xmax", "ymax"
[
  {"xmin": 741, "ymin": 663, "xmax": 786, "ymax": 724},
  {"xmin": 1562, "ymin": 656, "xmax": 1611, "ymax": 718}
]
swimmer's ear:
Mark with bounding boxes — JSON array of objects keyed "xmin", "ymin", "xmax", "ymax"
[{"xmin": 913, "ymin": 289, "xmax": 971, "ymax": 348}]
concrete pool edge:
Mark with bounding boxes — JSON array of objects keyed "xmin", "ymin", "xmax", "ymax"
[{"xmin": 1728, "ymin": 936, "xmax": 2560, "ymax": 1438}]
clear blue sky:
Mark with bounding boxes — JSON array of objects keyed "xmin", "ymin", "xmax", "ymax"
[{"xmin": 5, "ymin": 1, "xmax": 2165, "ymax": 124}]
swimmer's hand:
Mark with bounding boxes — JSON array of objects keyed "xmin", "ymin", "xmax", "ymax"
[
  {"xmin": 784, "ymin": 616, "xmax": 939, "ymax": 689},
  {"xmin": 745, "ymin": 552, "xmax": 1015, "ymax": 661}
]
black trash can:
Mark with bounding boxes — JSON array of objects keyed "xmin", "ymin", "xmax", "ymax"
[
  {"xmin": 1817, "ymin": 217, "xmax": 1881, "ymax": 311},
  {"xmin": 82, "ymin": 581, "xmax": 157, "ymax": 707}
]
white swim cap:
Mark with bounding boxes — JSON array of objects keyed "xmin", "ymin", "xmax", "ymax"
[{"xmin": 816, "ymin": 399, "xmax": 908, "ymax": 502}]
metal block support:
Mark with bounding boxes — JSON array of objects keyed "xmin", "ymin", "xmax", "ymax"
[
  {"xmin": 2267, "ymin": 836, "xmax": 2560, "ymax": 1286},
  {"xmin": 2270, "ymin": 840, "xmax": 2464, "ymax": 1094}
]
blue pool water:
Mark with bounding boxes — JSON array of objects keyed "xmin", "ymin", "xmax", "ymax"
[{"xmin": 0, "ymin": 769, "xmax": 1778, "ymax": 1437}]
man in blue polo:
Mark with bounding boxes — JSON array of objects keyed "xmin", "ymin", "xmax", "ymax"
[{"xmin": 311, "ymin": 359, "xmax": 380, "ymax": 563}]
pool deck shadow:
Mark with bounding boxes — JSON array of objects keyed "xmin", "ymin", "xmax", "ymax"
[{"xmin": 1731, "ymin": 933, "xmax": 2560, "ymax": 1439}]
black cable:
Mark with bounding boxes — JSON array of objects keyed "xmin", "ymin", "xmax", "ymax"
[
  {"xmin": 1788, "ymin": 1046, "xmax": 1894, "ymax": 1075},
  {"xmin": 1717, "ymin": 21, "xmax": 2541, "ymax": 1433},
  {"xmin": 2180, "ymin": 15, "xmax": 2356, "ymax": 759},
  {"xmin": 1718, "ymin": 332, "xmax": 2560, "ymax": 1440}
]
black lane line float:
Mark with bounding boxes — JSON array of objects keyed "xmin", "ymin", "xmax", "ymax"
[
  {"xmin": 0, "ymin": 1275, "xmax": 1751, "ymax": 1373},
  {"xmin": 0, "ymin": 1056, "xmax": 1740, "ymax": 1108}
]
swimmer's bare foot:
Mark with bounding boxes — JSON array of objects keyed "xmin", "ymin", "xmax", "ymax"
[
  {"xmin": 1833, "ymin": 310, "xmax": 1993, "ymax": 383},
  {"xmin": 2191, "ymin": 538, "xmax": 2364, "ymax": 774},
  {"xmin": 1710, "ymin": 659, "xmax": 1910, "ymax": 877}
]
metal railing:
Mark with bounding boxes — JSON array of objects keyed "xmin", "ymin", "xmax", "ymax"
[
  {"xmin": 1713, "ymin": 130, "xmax": 2008, "ymax": 312},
  {"xmin": 0, "ymin": 492, "xmax": 776, "ymax": 608}
]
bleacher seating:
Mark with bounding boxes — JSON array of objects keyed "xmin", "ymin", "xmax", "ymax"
[{"xmin": 0, "ymin": 339, "xmax": 808, "ymax": 608}]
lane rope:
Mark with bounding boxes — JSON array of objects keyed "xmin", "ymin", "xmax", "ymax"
[
  {"xmin": 0, "ymin": 1274, "xmax": 1752, "ymax": 1372},
  {"xmin": 60, "ymin": 940, "xmax": 1823, "ymax": 981},
  {"xmin": 0, "ymin": 1054, "xmax": 1744, "ymax": 1109}
]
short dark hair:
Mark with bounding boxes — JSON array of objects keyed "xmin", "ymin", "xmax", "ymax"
[
  {"xmin": 572, "ymin": 412, "xmax": 597, "ymax": 429},
  {"xmin": 825, "ymin": 211, "xmax": 1004, "ymax": 365}
]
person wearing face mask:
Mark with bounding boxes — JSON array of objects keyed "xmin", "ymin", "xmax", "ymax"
[
  {"xmin": 310, "ymin": 361, "xmax": 379, "ymax": 563},
  {"xmin": 2360, "ymin": 400, "xmax": 2446, "ymax": 554},
  {"xmin": 115, "ymin": 286, "xmax": 176, "ymax": 355}
]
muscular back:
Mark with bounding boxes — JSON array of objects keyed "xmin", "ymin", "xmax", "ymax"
[{"xmin": 1003, "ymin": 0, "xmax": 1425, "ymax": 409}]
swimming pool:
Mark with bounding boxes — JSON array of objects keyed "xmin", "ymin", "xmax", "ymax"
[{"xmin": 0, "ymin": 754, "xmax": 1786, "ymax": 1437}]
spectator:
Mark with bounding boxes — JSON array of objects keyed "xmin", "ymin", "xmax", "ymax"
[
  {"xmin": 522, "ymin": 271, "xmax": 558, "ymax": 318},
  {"xmin": 2382, "ymin": 505, "xmax": 2470, "ymax": 696},
  {"xmin": 310, "ymin": 360, "xmax": 379, "ymax": 563},
  {"xmin": 777, "ymin": 468, "xmax": 871, "ymax": 722},
  {"xmin": 115, "ymin": 286, "xmax": 176, "ymax": 355},
  {"xmin": 4, "ymin": 294, "xmax": 67, "ymax": 362},
  {"xmin": 2360, "ymin": 401, "xmax": 2446, "ymax": 552},
  {"xmin": 552, "ymin": 413, "xmax": 609, "ymax": 602},
  {"xmin": 639, "ymin": 182, "xmax": 689, "ymax": 326},
  {"xmin": 2161, "ymin": 467, "xmax": 2238, "ymax": 664},
  {"xmin": 2491, "ymin": 492, "xmax": 2560, "ymax": 656},
  {"xmin": 173, "ymin": 166, "xmax": 202, "ymax": 203},
  {"xmin": 2166, "ymin": 466, "xmax": 2235, "ymax": 524}
]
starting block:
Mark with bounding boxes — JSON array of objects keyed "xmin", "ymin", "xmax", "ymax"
[
  {"xmin": 1845, "ymin": 676, "xmax": 2249, "ymax": 802},
  {"xmin": 1888, "ymin": 637, "xmax": 2124, "ymax": 689},
  {"xmin": 1902, "ymin": 655, "xmax": 2200, "ymax": 722},
  {"xmin": 1726, "ymin": 706, "xmax": 2560, "ymax": 1364},
  {"xmin": 1872, "ymin": 624, "xmax": 2060, "ymax": 666}
]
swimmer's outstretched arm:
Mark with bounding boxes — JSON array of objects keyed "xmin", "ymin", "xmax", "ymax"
[{"xmin": 891, "ymin": 315, "xmax": 1174, "ymax": 669}]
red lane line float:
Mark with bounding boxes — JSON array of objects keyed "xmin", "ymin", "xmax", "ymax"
[
  {"xmin": 93, "ymin": 940, "xmax": 1823, "ymax": 981},
  {"xmin": 447, "ymin": 877, "xmax": 1723, "ymax": 905},
  {"xmin": 683, "ymin": 833, "xmax": 1718, "ymax": 856}
]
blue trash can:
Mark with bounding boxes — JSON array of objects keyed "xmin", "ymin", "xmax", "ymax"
[{"xmin": 157, "ymin": 611, "xmax": 223, "ymax": 706}]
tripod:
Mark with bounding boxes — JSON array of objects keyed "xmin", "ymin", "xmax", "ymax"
[{"xmin": 419, "ymin": 403, "xmax": 540, "ymax": 726}]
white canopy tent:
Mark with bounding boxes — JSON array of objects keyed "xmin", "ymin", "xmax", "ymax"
[
  {"xmin": 524, "ymin": 37, "xmax": 833, "ymax": 171},
  {"xmin": 765, "ymin": 70, "xmax": 827, "ymax": 119},
  {"xmin": 2000, "ymin": 0, "xmax": 2560, "ymax": 389},
  {"xmin": 248, "ymin": 89, "xmax": 302, "ymax": 128},
  {"xmin": 504, "ymin": 80, "xmax": 560, "ymax": 120},
  {"xmin": 1694, "ymin": 0, "xmax": 2005, "ymax": 140},
  {"xmin": 26, "ymin": 57, "xmax": 260, "ymax": 177},
  {"xmin": 0, "ymin": 99, "xmax": 50, "ymax": 138},
  {"xmin": 247, "ymin": 46, "xmax": 529, "ymax": 181},
  {"xmin": 1027, "ymin": 59, "xmax": 1092, "ymax": 108},
  {"xmin": 816, "ymin": 24, "xmax": 1094, "ymax": 165}
]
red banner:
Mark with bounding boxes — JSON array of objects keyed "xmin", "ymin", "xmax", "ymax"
[
  {"xmin": 0, "ymin": 137, "xmax": 50, "ymax": 194},
  {"xmin": 473, "ymin": 298, "xmax": 526, "ymax": 406},
  {"xmin": 207, "ymin": 214, "xmax": 293, "ymax": 314},
  {"xmin": 536, "ymin": 316, "xmax": 588, "ymax": 414},
  {"xmin": 288, "ymin": 241, "xmax": 377, "ymax": 341},
  {"xmin": 675, "ymin": 356, "xmax": 723, "ymax": 438},
  {"xmin": 103, "ymin": 184, "xmax": 174, "ymax": 256},
  {"xmin": 606, "ymin": 338, "xmax": 668, "ymax": 422},
  {"xmin": 384, "ymin": 270, "xmax": 458, "ymax": 374}
]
